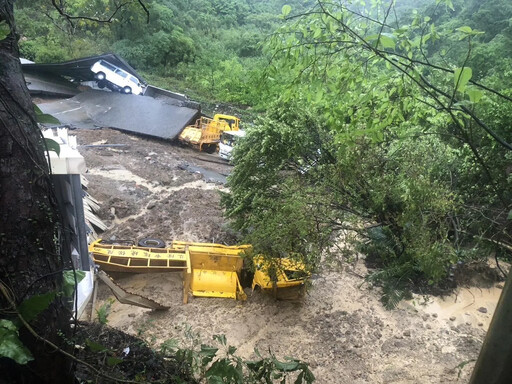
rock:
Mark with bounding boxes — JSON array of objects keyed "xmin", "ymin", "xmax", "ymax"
[
  {"xmin": 146, "ymin": 200, "xmax": 157, "ymax": 210},
  {"xmin": 478, "ymin": 322, "xmax": 484, "ymax": 327},
  {"xmin": 128, "ymin": 313, "xmax": 136, "ymax": 318},
  {"xmin": 432, "ymin": 313, "xmax": 438, "ymax": 318},
  {"xmin": 426, "ymin": 324, "xmax": 432, "ymax": 329},
  {"xmin": 496, "ymin": 284, "xmax": 504, "ymax": 289},
  {"xmin": 403, "ymin": 330, "xmax": 411, "ymax": 337},
  {"xmin": 477, "ymin": 307, "xmax": 488, "ymax": 314},
  {"xmin": 449, "ymin": 316, "xmax": 456, "ymax": 321},
  {"xmin": 422, "ymin": 314, "xmax": 430, "ymax": 321}
]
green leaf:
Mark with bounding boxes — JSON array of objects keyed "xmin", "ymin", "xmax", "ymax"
[
  {"xmin": 86, "ymin": 339, "xmax": 109, "ymax": 353},
  {"xmin": 457, "ymin": 26, "xmax": 473, "ymax": 34},
  {"xmin": 213, "ymin": 334, "xmax": 227, "ymax": 346},
  {"xmin": 294, "ymin": 371, "xmax": 304, "ymax": 384},
  {"xmin": 228, "ymin": 345, "xmax": 237, "ymax": 355},
  {"xmin": 274, "ymin": 359, "xmax": 300, "ymax": 371},
  {"xmin": 44, "ymin": 138, "xmax": 61, "ymax": 157},
  {"xmin": 107, "ymin": 356, "xmax": 124, "ymax": 366},
  {"xmin": 0, "ymin": 320, "xmax": 33, "ymax": 365},
  {"xmin": 366, "ymin": 34, "xmax": 395, "ymax": 50},
  {"xmin": 454, "ymin": 67, "xmax": 472, "ymax": 93},
  {"xmin": 37, "ymin": 113, "xmax": 61, "ymax": 125},
  {"xmin": 379, "ymin": 34, "xmax": 396, "ymax": 49},
  {"xmin": 34, "ymin": 103, "xmax": 60, "ymax": 125},
  {"xmin": 62, "ymin": 270, "xmax": 86, "ymax": 297},
  {"xmin": 18, "ymin": 292, "xmax": 56, "ymax": 323},
  {"xmin": 466, "ymin": 88, "xmax": 483, "ymax": 103},
  {"xmin": 0, "ymin": 20, "xmax": 10, "ymax": 41},
  {"xmin": 507, "ymin": 210, "xmax": 512, "ymax": 220},
  {"xmin": 282, "ymin": 5, "xmax": 292, "ymax": 17},
  {"xmin": 200, "ymin": 344, "xmax": 219, "ymax": 358}
]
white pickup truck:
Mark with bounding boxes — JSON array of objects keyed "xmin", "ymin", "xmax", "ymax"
[{"xmin": 90, "ymin": 60, "xmax": 144, "ymax": 95}]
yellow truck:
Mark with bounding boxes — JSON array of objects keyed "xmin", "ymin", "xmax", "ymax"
[{"xmin": 178, "ymin": 114, "xmax": 240, "ymax": 153}]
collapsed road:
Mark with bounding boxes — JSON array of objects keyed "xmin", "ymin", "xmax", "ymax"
[
  {"xmin": 24, "ymin": 53, "xmax": 201, "ymax": 139},
  {"xmin": 39, "ymin": 90, "xmax": 200, "ymax": 140}
]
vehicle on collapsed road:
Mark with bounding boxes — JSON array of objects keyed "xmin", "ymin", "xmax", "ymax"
[
  {"xmin": 219, "ymin": 130, "xmax": 246, "ymax": 161},
  {"xmin": 179, "ymin": 114, "xmax": 241, "ymax": 153},
  {"xmin": 90, "ymin": 59, "xmax": 144, "ymax": 95}
]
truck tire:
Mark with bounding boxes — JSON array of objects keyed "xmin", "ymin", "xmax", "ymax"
[
  {"xmin": 202, "ymin": 143, "xmax": 217, "ymax": 154},
  {"xmin": 138, "ymin": 238, "xmax": 165, "ymax": 248},
  {"xmin": 123, "ymin": 86, "xmax": 132, "ymax": 94},
  {"xmin": 97, "ymin": 80, "xmax": 106, "ymax": 89},
  {"xmin": 95, "ymin": 71, "xmax": 106, "ymax": 81}
]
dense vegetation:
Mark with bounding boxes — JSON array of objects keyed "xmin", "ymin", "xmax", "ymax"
[
  {"xmin": 15, "ymin": 0, "xmax": 312, "ymax": 107},
  {"xmin": 14, "ymin": 0, "xmax": 512, "ymax": 306},
  {"xmin": 224, "ymin": 0, "xmax": 512, "ymax": 306}
]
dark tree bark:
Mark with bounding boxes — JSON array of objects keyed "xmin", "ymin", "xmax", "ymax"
[{"xmin": 0, "ymin": 1, "xmax": 73, "ymax": 382}]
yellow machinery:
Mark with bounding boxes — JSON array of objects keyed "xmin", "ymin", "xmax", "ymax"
[
  {"xmin": 252, "ymin": 256, "xmax": 311, "ymax": 300},
  {"xmin": 171, "ymin": 241, "xmax": 251, "ymax": 301},
  {"xmin": 90, "ymin": 239, "xmax": 310, "ymax": 303},
  {"xmin": 178, "ymin": 114, "xmax": 240, "ymax": 153},
  {"xmin": 90, "ymin": 239, "xmax": 251, "ymax": 303}
]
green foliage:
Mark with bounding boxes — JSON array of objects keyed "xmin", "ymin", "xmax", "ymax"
[
  {"xmin": 85, "ymin": 339, "xmax": 124, "ymax": 367},
  {"xmin": 62, "ymin": 270, "xmax": 86, "ymax": 297},
  {"xmin": 18, "ymin": 292, "xmax": 57, "ymax": 323},
  {"xmin": 221, "ymin": 0, "xmax": 512, "ymax": 303},
  {"xmin": 0, "ymin": 320, "xmax": 33, "ymax": 365},
  {"xmin": 14, "ymin": 0, "xmax": 312, "ymax": 107},
  {"xmin": 95, "ymin": 299, "xmax": 114, "ymax": 325},
  {"xmin": 0, "ymin": 20, "xmax": 10, "ymax": 41},
  {"xmin": 160, "ymin": 328, "xmax": 314, "ymax": 383}
]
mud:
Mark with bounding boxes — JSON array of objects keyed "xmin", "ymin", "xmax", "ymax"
[{"xmin": 75, "ymin": 127, "xmax": 501, "ymax": 383}]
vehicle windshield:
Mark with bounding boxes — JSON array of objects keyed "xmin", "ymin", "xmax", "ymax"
[
  {"xmin": 219, "ymin": 118, "xmax": 237, "ymax": 129},
  {"xmin": 220, "ymin": 134, "xmax": 237, "ymax": 146}
]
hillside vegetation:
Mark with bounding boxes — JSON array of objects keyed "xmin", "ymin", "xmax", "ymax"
[{"xmin": 15, "ymin": 0, "xmax": 512, "ymax": 305}]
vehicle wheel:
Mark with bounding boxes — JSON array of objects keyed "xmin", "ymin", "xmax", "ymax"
[
  {"xmin": 138, "ymin": 238, "xmax": 166, "ymax": 248},
  {"xmin": 123, "ymin": 86, "xmax": 132, "ymax": 94},
  {"xmin": 203, "ymin": 143, "xmax": 217, "ymax": 154},
  {"xmin": 95, "ymin": 72, "xmax": 106, "ymax": 81},
  {"xmin": 97, "ymin": 80, "xmax": 106, "ymax": 89}
]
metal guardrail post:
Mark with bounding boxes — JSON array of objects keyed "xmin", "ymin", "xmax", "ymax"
[{"xmin": 469, "ymin": 270, "xmax": 512, "ymax": 383}]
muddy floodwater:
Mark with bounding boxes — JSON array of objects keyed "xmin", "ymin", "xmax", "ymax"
[{"xmin": 75, "ymin": 128, "xmax": 504, "ymax": 383}]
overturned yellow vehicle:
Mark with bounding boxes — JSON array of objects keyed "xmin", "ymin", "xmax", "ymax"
[
  {"xmin": 252, "ymin": 256, "xmax": 310, "ymax": 300},
  {"xmin": 89, "ymin": 239, "xmax": 310, "ymax": 303}
]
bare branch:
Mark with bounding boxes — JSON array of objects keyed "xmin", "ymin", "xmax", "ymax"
[{"xmin": 50, "ymin": 0, "xmax": 149, "ymax": 25}]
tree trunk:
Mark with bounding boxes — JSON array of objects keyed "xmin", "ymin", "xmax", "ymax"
[{"xmin": 0, "ymin": 1, "xmax": 73, "ymax": 382}]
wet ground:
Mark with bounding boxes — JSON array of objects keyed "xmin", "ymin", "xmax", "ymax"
[{"xmin": 74, "ymin": 127, "xmax": 504, "ymax": 383}]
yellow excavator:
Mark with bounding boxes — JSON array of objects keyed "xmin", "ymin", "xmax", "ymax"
[{"xmin": 178, "ymin": 114, "xmax": 240, "ymax": 153}]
